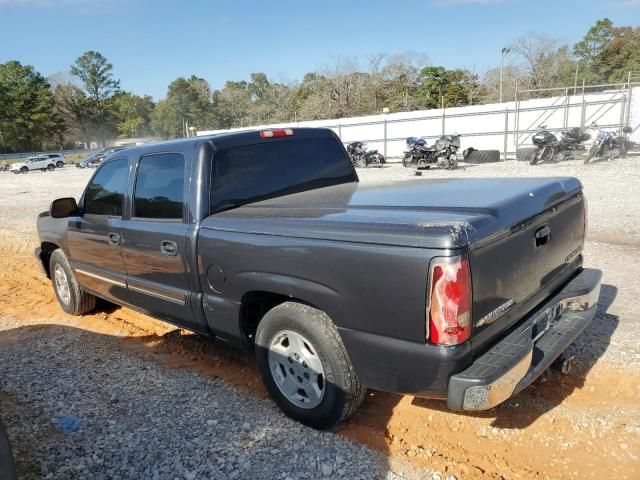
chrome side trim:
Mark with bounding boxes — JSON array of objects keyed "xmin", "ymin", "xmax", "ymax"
[
  {"xmin": 75, "ymin": 268, "xmax": 126, "ymax": 288},
  {"xmin": 128, "ymin": 284, "xmax": 186, "ymax": 306}
]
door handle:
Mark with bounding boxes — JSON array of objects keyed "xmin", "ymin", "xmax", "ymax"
[
  {"xmin": 535, "ymin": 226, "xmax": 551, "ymax": 247},
  {"xmin": 108, "ymin": 232, "xmax": 121, "ymax": 246},
  {"xmin": 160, "ymin": 240, "xmax": 178, "ymax": 256}
]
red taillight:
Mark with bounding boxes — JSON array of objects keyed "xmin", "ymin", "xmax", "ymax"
[
  {"xmin": 259, "ymin": 129, "xmax": 294, "ymax": 138},
  {"xmin": 427, "ymin": 256, "xmax": 472, "ymax": 346}
]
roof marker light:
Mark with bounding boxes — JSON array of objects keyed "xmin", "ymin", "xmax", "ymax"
[{"xmin": 259, "ymin": 129, "xmax": 294, "ymax": 138}]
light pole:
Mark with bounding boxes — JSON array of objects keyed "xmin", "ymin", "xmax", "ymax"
[{"xmin": 500, "ymin": 47, "xmax": 511, "ymax": 103}]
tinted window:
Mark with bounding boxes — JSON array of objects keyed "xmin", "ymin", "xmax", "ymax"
[
  {"xmin": 134, "ymin": 153, "xmax": 185, "ymax": 219},
  {"xmin": 84, "ymin": 159, "xmax": 128, "ymax": 216},
  {"xmin": 210, "ymin": 138, "xmax": 354, "ymax": 213}
]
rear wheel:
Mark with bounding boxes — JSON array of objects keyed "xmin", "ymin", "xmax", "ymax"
[
  {"xmin": 49, "ymin": 249, "xmax": 96, "ymax": 315},
  {"xmin": 47, "ymin": 164, "xmax": 55, "ymax": 171},
  {"xmin": 255, "ymin": 302, "xmax": 365, "ymax": 429}
]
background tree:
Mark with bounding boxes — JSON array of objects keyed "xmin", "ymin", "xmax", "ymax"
[
  {"xmin": 152, "ymin": 76, "xmax": 217, "ymax": 137},
  {"xmin": 71, "ymin": 51, "xmax": 120, "ymax": 145},
  {"xmin": 50, "ymin": 74, "xmax": 92, "ymax": 147},
  {"xmin": 110, "ymin": 91, "xmax": 154, "ymax": 138},
  {"xmin": 0, "ymin": 61, "xmax": 58, "ymax": 152},
  {"xmin": 510, "ymin": 33, "xmax": 573, "ymax": 92}
]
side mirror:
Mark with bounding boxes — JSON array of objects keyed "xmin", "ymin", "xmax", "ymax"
[
  {"xmin": 50, "ymin": 197, "xmax": 79, "ymax": 218},
  {"xmin": 622, "ymin": 126, "xmax": 632, "ymax": 134}
]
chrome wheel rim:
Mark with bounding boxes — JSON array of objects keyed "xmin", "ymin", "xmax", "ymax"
[
  {"xmin": 268, "ymin": 330, "xmax": 326, "ymax": 409},
  {"xmin": 54, "ymin": 264, "xmax": 71, "ymax": 305}
]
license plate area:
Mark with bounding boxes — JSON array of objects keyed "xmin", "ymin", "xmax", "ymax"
[{"xmin": 531, "ymin": 304, "xmax": 562, "ymax": 342}]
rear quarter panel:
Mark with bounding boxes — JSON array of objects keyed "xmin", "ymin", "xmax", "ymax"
[{"xmin": 197, "ymin": 228, "xmax": 440, "ymax": 344}]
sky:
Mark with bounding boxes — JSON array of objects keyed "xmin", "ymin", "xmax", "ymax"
[{"xmin": 1, "ymin": 0, "xmax": 639, "ymax": 100}]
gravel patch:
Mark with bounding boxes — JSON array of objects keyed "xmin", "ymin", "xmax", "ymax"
[{"xmin": 0, "ymin": 321, "xmax": 427, "ymax": 480}]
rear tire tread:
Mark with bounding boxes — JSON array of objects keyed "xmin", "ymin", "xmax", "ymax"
[{"xmin": 256, "ymin": 302, "xmax": 365, "ymax": 429}]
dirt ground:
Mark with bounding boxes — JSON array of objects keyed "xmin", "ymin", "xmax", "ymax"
[{"xmin": 1, "ymin": 160, "xmax": 639, "ymax": 479}]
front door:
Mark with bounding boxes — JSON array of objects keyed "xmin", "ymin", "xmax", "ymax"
[
  {"xmin": 120, "ymin": 152, "xmax": 199, "ymax": 331},
  {"xmin": 66, "ymin": 158, "xmax": 129, "ymax": 303}
]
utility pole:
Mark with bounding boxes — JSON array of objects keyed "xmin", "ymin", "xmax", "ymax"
[
  {"xmin": 573, "ymin": 62, "xmax": 579, "ymax": 95},
  {"xmin": 500, "ymin": 47, "xmax": 511, "ymax": 103}
]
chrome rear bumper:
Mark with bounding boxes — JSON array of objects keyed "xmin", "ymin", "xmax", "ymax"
[{"xmin": 447, "ymin": 268, "xmax": 602, "ymax": 411}]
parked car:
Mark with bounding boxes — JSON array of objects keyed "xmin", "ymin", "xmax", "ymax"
[
  {"xmin": 10, "ymin": 155, "xmax": 58, "ymax": 174},
  {"xmin": 43, "ymin": 153, "xmax": 66, "ymax": 168},
  {"xmin": 76, "ymin": 153, "xmax": 104, "ymax": 169},
  {"xmin": 76, "ymin": 147, "xmax": 127, "ymax": 169},
  {"xmin": 36, "ymin": 128, "xmax": 601, "ymax": 429}
]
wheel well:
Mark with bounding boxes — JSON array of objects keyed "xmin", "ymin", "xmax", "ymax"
[
  {"xmin": 239, "ymin": 291, "xmax": 324, "ymax": 348},
  {"xmin": 40, "ymin": 242, "xmax": 59, "ymax": 277}
]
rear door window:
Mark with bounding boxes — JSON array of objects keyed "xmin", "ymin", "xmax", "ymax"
[{"xmin": 133, "ymin": 153, "xmax": 185, "ymax": 219}]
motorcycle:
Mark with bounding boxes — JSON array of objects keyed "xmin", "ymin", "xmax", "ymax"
[
  {"xmin": 346, "ymin": 141, "xmax": 385, "ymax": 167},
  {"xmin": 402, "ymin": 134, "xmax": 460, "ymax": 170},
  {"xmin": 584, "ymin": 124, "xmax": 633, "ymax": 164},
  {"xmin": 530, "ymin": 125, "xmax": 590, "ymax": 165}
]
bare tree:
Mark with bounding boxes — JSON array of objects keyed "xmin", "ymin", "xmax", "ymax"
[
  {"xmin": 510, "ymin": 33, "xmax": 571, "ymax": 91},
  {"xmin": 481, "ymin": 64, "xmax": 526, "ymax": 103},
  {"xmin": 49, "ymin": 73, "xmax": 92, "ymax": 147}
]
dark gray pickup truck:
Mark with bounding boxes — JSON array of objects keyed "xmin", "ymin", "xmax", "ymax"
[{"xmin": 36, "ymin": 128, "xmax": 601, "ymax": 429}]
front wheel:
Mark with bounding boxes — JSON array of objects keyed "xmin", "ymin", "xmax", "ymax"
[
  {"xmin": 20, "ymin": 167, "xmax": 28, "ymax": 174},
  {"xmin": 49, "ymin": 249, "xmax": 96, "ymax": 315},
  {"xmin": 255, "ymin": 302, "xmax": 366, "ymax": 429},
  {"xmin": 402, "ymin": 154, "xmax": 413, "ymax": 168},
  {"xmin": 584, "ymin": 144, "xmax": 597, "ymax": 164},
  {"xmin": 56, "ymin": 161, "xmax": 64, "ymax": 168}
]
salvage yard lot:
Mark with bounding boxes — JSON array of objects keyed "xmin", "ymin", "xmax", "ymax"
[{"xmin": 1, "ymin": 158, "xmax": 639, "ymax": 479}]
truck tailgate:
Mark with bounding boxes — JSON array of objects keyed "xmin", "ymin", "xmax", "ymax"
[{"xmin": 469, "ymin": 190, "xmax": 586, "ymax": 354}]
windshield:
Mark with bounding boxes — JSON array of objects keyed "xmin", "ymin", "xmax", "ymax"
[{"xmin": 210, "ymin": 137, "xmax": 355, "ymax": 213}]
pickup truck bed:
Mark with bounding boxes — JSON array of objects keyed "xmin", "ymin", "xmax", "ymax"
[{"xmin": 36, "ymin": 127, "xmax": 601, "ymax": 428}]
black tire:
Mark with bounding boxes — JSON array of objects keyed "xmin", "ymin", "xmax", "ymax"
[
  {"xmin": 516, "ymin": 147, "xmax": 537, "ymax": 162},
  {"xmin": 49, "ymin": 249, "xmax": 96, "ymax": 315},
  {"xmin": 47, "ymin": 164, "xmax": 55, "ymax": 171},
  {"xmin": 255, "ymin": 302, "xmax": 366, "ymax": 430},
  {"xmin": 584, "ymin": 144, "xmax": 598, "ymax": 164},
  {"xmin": 20, "ymin": 167, "xmax": 28, "ymax": 174},
  {"xmin": 465, "ymin": 149, "xmax": 500, "ymax": 164},
  {"xmin": 402, "ymin": 154, "xmax": 413, "ymax": 168},
  {"xmin": 56, "ymin": 161, "xmax": 64, "ymax": 168}
]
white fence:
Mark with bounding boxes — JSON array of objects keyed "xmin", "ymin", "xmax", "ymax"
[{"xmin": 199, "ymin": 84, "xmax": 639, "ymax": 161}]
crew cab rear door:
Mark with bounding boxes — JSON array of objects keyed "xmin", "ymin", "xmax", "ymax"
[{"xmin": 120, "ymin": 151, "xmax": 200, "ymax": 332}]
